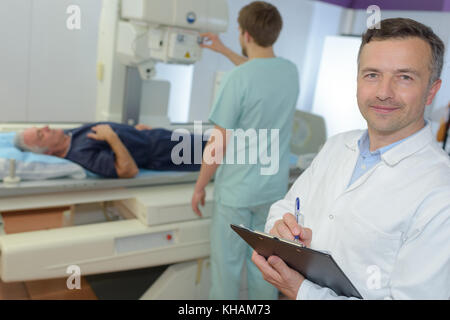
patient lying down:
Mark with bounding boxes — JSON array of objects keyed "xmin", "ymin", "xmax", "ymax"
[{"xmin": 14, "ymin": 122, "xmax": 207, "ymax": 178}]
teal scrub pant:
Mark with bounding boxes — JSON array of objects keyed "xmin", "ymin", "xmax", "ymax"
[{"xmin": 209, "ymin": 200, "xmax": 279, "ymax": 300}]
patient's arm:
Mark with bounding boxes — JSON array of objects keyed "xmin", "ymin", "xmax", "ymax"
[
  {"xmin": 135, "ymin": 124, "xmax": 153, "ymax": 131},
  {"xmin": 87, "ymin": 125, "xmax": 139, "ymax": 178}
]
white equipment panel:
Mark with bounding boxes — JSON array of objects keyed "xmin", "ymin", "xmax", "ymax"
[
  {"xmin": 0, "ymin": 183, "xmax": 214, "ymax": 282},
  {"xmin": 118, "ymin": 184, "xmax": 213, "ymax": 226}
]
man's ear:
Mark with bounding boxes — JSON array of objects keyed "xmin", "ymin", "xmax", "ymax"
[
  {"xmin": 244, "ymin": 31, "xmax": 252, "ymax": 43},
  {"xmin": 425, "ymin": 79, "xmax": 442, "ymax": 106}
]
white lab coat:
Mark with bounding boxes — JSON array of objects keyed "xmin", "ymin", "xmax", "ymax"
[{"xmin": 266, "ymin": 124, "xmax": 450, "ymax": 300}]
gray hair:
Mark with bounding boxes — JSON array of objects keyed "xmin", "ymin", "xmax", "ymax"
[{"xmin": 13, "ymin": 131, "xmax": 48, "ymax": 154}]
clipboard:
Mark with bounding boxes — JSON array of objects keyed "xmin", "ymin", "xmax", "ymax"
[{"xmin": 231, "ymin": 224, "xmax": 363, "ymax": 299}]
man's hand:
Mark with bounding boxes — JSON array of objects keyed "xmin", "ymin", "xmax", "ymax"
[
  {"xmin": 87, "ymin": 124, "xmax": 139, "ymax": 179},
  {"xmin": 200, "ymin": 32, "xmax": 227, "ymax": 54},
  {"xmin": 271, "ymin": 213, "xmax": 313, "ymax": 247},
  {"xmin": 87, "ymin": 124, "xmax": 116, "ymax": 142},
  {"xmin": 200, "ymin": 32, "xmax": 248, "ymax": 66},
  {"xmin": 252, "ymin": 251, "xmax": 305, "ymax": 300},
  {"xmin": 192, "ymin": 187, "xmax": 206, "ymax": 217},
  {"xmin": 134, "ymin": 124, "xmax": 153, "ymax": 131},
  {"xmin": 251, "ymin": 214, "xmax": 313, "ymax": 299}
]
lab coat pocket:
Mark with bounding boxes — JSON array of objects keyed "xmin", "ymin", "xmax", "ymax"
[{"xmin": 337, "ymin": 213, "xmax": 402, "ymax": 293}]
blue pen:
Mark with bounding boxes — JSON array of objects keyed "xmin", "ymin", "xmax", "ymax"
[{"xmin": 294, "ymin": 197, "xmax": 300, "ymax": 241}]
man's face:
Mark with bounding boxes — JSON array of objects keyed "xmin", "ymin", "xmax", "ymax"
[
  {"xmin": 357, "ymin": 37, "xmax": 441, "ymax": 137},
  {"xmin": 23, "ymin": 126, "xmax": 66, "ymax": 154}
]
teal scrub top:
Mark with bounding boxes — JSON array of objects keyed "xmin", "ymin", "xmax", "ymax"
[{"xmin": 209, "ymin": 57, "xmax": 299, "ymax": 208}]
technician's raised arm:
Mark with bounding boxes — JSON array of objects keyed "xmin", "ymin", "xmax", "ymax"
[{"xmin": 200, "ymin": 32, "xmax": 248, "ymax": 66}]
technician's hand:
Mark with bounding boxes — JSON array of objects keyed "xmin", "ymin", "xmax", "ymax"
[
  {"xmin": 134, "ymin": 124, "xmax": 153, "ymax": 131},
  {"xmin": 87, "ymin": 124, "xmax": 117, "ymax": 142},
  {"xmin": 271, "ymin": 213, "xmax": 313, "ymax": 247},
  {"xmin": 200, "ymin": 32, "xmax": 227, "ymax": 54},
  {"xmin": 252, "ymin": 250, "xmax": 305, "ymax": 300},
  {"xmin": 192, "ymin": 187, "xmax": 206, "ymax": 217}
]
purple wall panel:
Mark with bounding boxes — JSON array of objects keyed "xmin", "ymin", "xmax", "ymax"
[
  {"xmin": 318, "ymin": 0, "xmax": 353, "ymax": 7},
  {"xmin": 319, "ymin": 0, "xmax": 450, "ymax": 11},
  {"xmin": 444, "ymin": 0, "xmax": 450, "ymax": 11},
  {"xmin": 351, "ymin": 0, "xmax": 444, "ymax": 11}
]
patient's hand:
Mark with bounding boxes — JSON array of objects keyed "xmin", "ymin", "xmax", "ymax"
[
  {"xmin": 87, "ymin": 124, "xmax": 117, "ymax": 142},
  {"xmin": 135, "ymin": 124, "xmax": 153, "ymax": 131}
]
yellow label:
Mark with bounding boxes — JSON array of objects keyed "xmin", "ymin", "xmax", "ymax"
[
  {"xmin": 184, "ymin": 52, "xmax": 191, "ymax": 59},
  {"xmin": 96, "ymin": 63, "xmax": 104, "ymax": 81}
]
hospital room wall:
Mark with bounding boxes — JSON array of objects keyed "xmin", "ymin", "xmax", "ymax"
[
  {"xmin": 188, "ymin": 0, "xmax": 344, "ymax": 122},
  {"xmin": 0, "ymin": 0, "xmax": 101, "ymax": 123},
  {"xmin": 2, "ymin": 2, "xmax": 447, "ymax": 125},
  {"xmin": 0, "ymin": 0, "xmax": 325, "ymax": 124},
  {"xmin": 188, "ymin": 3, "xmax": 450, "ymax": 123}
]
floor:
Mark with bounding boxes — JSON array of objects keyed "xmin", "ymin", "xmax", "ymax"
[{"xmin": 0, "ymin": 277, "xmax": 96, "ymax": 300}]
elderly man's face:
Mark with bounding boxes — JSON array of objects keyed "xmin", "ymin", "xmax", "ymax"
[
  {"xmin": 357, "ymin": 37, "xmax": 441, "ymax": 138},
  {"xmin": 23, "ymin": 126, "xmax": 65, "ymax": 153}
]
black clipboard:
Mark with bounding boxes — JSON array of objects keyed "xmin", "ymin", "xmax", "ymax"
[{"xmin": 231, "ymin": 224, "xmax": 363, "ymax": 299}]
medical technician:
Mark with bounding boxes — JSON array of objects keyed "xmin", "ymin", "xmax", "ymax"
[
  {"xmin": 252, "ymin": 18, "xmax": 450, "ymax": 300},
  {"xmin": 191, "ymin": 1, "xmax": 299, "ymax": 299}
]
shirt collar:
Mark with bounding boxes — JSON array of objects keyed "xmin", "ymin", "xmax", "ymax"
[
  {"xmin": 357, "ymin": 132, "xmax": 379, "ymax": 158},
  {"xmin": 345, "ymin": 121, "xmax": 433, "ymax": 166}
]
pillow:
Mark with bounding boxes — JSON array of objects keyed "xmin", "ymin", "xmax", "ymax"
[
  {"xmin": 0, "ymin": 132, "xmax": 15, "ymax": 147},
  {"xmin": 0, "ymin": 132, "xmax": 86, "ymax": 181}
]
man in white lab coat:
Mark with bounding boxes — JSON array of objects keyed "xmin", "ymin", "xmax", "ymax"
[{"xmin": 252, "ymin": 18, "xmax": 450, "ymax": 299}]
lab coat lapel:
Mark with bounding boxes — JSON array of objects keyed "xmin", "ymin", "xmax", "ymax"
[
  {"xmin": 334, "ymin": 133, "xmax": 361, "ymax": 197},
  {"xmin": 344, "ymin": 162, "xmax": 381, "ymax": 193}
]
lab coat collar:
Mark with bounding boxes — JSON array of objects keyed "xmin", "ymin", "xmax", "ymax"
[
  {"xmin": 344, "ymin": 123, "xmax": 433, "ymax": 167},
  {"xmin": 345, "ymin": 130, "xmax": 365, "ymax": 151},
  {"xmin": 381, "ymin": 124, "xmax": 433, "ymax": 166}
]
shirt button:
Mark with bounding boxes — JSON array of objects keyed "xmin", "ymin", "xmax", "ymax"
[
  {"xmin": 329, "ymin": 214, "xmax": 334, "ymax": 220},
  {"xmin": 361, "ymin": 164, "xmax": 366, "ymax": 169}
]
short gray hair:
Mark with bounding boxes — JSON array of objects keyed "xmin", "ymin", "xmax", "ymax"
[{"xmin": 13, "ymin": 131, "xmax": 48, "ymax": 154}]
